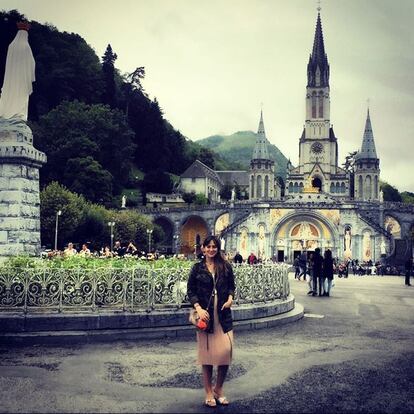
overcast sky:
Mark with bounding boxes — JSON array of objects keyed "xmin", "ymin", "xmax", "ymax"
[{"xmin": 3, "ymin": 0, "xmax": 414, "ymax": 191}]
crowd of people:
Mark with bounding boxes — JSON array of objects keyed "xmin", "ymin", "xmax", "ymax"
[
  {"xmin": 43, "ymin": 240, "xmax": 154, "ymax": 259},
  {"xmin": 293, "ymin": 252, "xmax": 413, "ymax": 290},
  {"xmin": 293, "ymin": 249, "xmax": 335, "ymax": 296},
  {"xmin": 44, "ymin": 242, "xmax": 413, "ymax": 287}
]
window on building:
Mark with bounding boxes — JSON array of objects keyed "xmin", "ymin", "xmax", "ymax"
[
  {"xmin": 312, "ymin": 94, "xmax": 317, "ymax": 118},
  {"xmin": 318, "ymin": 92, "xmax": 324, "ymax": 118}
]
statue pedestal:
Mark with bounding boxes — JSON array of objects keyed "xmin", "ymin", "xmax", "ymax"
[{"xmin": 0, "ymin": 121, "xmax": 47, "ymax": 258}]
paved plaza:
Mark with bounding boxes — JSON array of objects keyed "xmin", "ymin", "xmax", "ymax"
[{"xmin": 0, "ymin": 273, "xmax": 413, "ymax": 413}]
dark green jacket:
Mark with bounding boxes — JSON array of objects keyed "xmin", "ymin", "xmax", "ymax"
[{"xmin": 187, "ymin": 261, "xmax": 235, "ymax": 334}]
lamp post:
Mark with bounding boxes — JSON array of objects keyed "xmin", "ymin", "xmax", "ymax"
[
  {"xmin": 173, "ymin": 234, "xmax": 179, "ymax": 254},
  {"xmin": 108, "ymin": 221, "xmax": 115, "ymax": 252},
  {"xmin": 146, "ymin": 229, "xmax": 153, "ymax": 253},
  {"xmin": 54, "ymin": 210, "xmax": 62, "ymax": 251}
]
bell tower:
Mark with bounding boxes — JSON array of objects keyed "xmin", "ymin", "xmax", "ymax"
[{"xmin": 299, "ymin": 11, "xmax": 338, "ymax": 179}]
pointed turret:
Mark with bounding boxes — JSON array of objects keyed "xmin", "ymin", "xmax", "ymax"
[
  {"xmin": 252, "ymin": 110, "xmax": 270, "ymax": 160},
  {"xmin": 307, "ymin": 12, "xmax": 329, "ymax": 87},
  {"xmin": 357, "ymin": 109, "xmax": 377, "ymax": 159},
  {"xmin": 249, "ymin": 110, "xmax": 276, "ymax": 200},
  {"xmin": 354, "ymin": 108, "xmax": 380, "ymax": 201}
]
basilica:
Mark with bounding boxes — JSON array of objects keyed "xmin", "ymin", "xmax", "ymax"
[{"xmin": 145, "ymin": 11, "xmax": 414, "ymax": 264}]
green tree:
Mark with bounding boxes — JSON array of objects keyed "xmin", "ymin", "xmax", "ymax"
[
  {"xmin": 380, "ymin": 182, "xmax": 402, "ymax": 202},
  {"xmin": 111, "ymin": 210, "xmax": 154, "ymax": 251},
  {"xmin": 63, "ymin": 157, "xmax": 113, "ymax": 204},
  {"xmin": 76, "ymin": 203, "xmax": 111, "ymax": 250},
  {"xmin": 142, "ymin": 170, "xmax": 173, "ymax": 194},
  {"xmin": 123, "ymin": 66, "xmax": 146, "ymax": 117},
  {"xmin": 220, "ymin": 184, "xmax": 233, "ymax": 201},
  {"xmin": 182, "ymin": 191, "xmax": 196, "ymax": 205},
  {"xmin": 40, "ymin": 182, "xmax": 87, "ymax": 248},
  {"xmin": 102, "ymin": 44, "xmax": 118, "ymax": 108},
  {"xmin": 194, "ymin": 193, "xmax": 208, "ymax": 205},
  {"xmin": 34, "ymin": 100, "xmax": 136, "ymax": 199},
  {"xmin": 198, "ymin": 147, "xmax": 215, "ymax": 169},
  {"xmin": 401, "ymin": 191, "xmax": 414, "ymax": 204}
]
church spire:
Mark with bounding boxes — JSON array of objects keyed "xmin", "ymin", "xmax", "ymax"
[
  {"xmin": 252, "ymin": 109, "xmax": 270, "ymax": 160},
  {"xmin": 307, "ymin": 12, "xmax": 330, "ymax": 87},
  {"xmin": 357, "ymin": 108, "xmax": 378, "ymax": 159}
]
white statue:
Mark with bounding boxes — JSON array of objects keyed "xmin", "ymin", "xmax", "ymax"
[
  {"xmin": 258, "ymin": 225, "xmax": 266, "ymax": 258},
  {"xmin": 231, "ymin": 188, "xmax": 235, "ymax": 201},
  {"xmin": 362, "ymin": 231, "xmax": 372, "ymax": 261},
  {"xmin": 344, "ymin": 229, "xmax": 351, "ymax": 250},
  {"xmin": 0, "ymin": 22, "xmax": 35, "ymax": 121},
  {"xmin": 121, "ymin": 195, "xmax": 127, "ymax": 208},
  {"xmin": 220, "ymin": 237, "xmax": 226, "ymax": 251},
  {"xmin": 379, "ymin": 189, "xmax": 384, "ymax": 202},
  {"xmin": 344, "ymin": 229, "xmax": 352, "ymax": 259},
  {"xmin": 380, "ymin": 238, "xmax": 387, "ymax": 255}
]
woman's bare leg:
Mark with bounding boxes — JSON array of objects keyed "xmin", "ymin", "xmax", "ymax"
[
  {"xmin": 202, "ymin": 365, "xmax": 214, "ymax": 399},
  {"xmin": 214, "ymin": 365, "xmax": 229, "ymax": 396}
]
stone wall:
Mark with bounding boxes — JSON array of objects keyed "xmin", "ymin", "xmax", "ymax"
[
  {"xmin": 0, "ymin": 163, "xmax": 43, "ymax": 256},
  {"xmin": 0, "ymin": 123, "xmax": 46, "ymax": 258}
]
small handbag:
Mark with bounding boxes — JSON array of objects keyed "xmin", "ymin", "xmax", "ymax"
[{"xmin": 189, "ymin": 276, "xmax": 217, "ymax": 331}]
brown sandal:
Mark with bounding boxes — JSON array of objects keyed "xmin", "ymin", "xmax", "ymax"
[
  {"xmin": 214, "ymin": 391, "xmax": 229, "ymax": 405},
  {"xmin": 205, "ymin": 398, "xmax": 217, "ymax": 408}
]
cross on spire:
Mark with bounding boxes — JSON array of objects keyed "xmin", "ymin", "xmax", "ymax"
[{"xmin": 317, "ymin": 0, "xmax": 321, "ymax": 12}]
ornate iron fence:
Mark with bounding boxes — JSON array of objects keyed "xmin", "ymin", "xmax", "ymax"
[{"xmin": 0, "ymin": 263, "xmax": 289, "ymax": 314}]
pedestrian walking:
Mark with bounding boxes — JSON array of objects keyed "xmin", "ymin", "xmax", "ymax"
[
  {"xmin": 312, "ymin": 247, "xmax": 323, "ymax": 296},
  {"xmin": 298, "ymin": 251, "xmax": 307, "ymax": 281},
  {"xmin": 307, "ymin": 252, "xmax": 314, "ymax": 295},
  {"xmin": 187, "ymin": 235, "xmax": 235, "ymax": 408},
  {"xmin": 405, "ymin": 257, "xmax": 412, "ymax": 286},
  {"xmin": 323, "ymin": 249, "xmax": 334, "ymax": 296},
  {"xmin": 294, "ymin": 257, "xmax": 300, "ymax": 279},
  {"xmin": 233, "ymin": 252, "xmax": 243, "ymax": 264},
  {"xmin": 248, "ymin": 252, "xmax": 257, "ymax": 265}
]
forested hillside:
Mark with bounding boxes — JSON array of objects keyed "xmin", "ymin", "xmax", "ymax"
[
  {"xmin": 0, "ymin": 10, "xmax": 237, "ymax": 206},
  {"xmin": 198, "ymin": 131, "xmax": 289, "ymax": 180}
]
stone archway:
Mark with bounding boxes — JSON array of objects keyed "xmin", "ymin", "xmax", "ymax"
[
  {"xmin": 312, "ymin": 177, "xmax": 322, "ymax": 192},
  {"xmin": 384, "ymin": 215, "xmax": 402, "ymax": 239},
  {"xmin": 214, "ymin": 212, "xmax": 230, "ymax": 235},
  {"xmin": 272, "ymin": 211, "xmax": 339, "ymax": 262},
  {"xmin": 153, "ymin": 216, "xmax": 174, "ymax": 254},
  {"xmin": 180, "ymin": 215, "xmax": 209, "ymax": 256}
]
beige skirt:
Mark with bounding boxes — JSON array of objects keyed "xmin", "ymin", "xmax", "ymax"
[{"xmin": 196, "ymin": 294, "xmax": 234, "ymax": 366}]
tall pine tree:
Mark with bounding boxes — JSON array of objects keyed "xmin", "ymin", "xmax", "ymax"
[{"xmin": 102, "ymin": 44, "xmax": 117, "ymax": 108}]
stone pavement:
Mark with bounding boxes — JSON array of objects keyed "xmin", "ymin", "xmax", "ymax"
[{"xmin": 0, "ymin": 273, "xmax": 413, "ymax": 413}]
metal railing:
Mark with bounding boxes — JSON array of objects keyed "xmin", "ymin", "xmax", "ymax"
[{"xmin": 0, "ymin": 263, "xmax": 289, "ymax": 314}]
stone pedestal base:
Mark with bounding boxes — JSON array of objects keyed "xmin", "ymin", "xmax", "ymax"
[
  {"xmin": 0, "ymin": 164, "xmax": 43, "ymax": 256},
  {"xmin": 0, "ymin": 119, "xmax": 47, "ymax": 258}
]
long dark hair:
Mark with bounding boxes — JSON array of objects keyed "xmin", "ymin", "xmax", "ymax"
[
  {"xmin": 324, "ymin": 249, "xmax": 332, "ymax": 260},
  {"xmin": 202, "ymin": 235, "xmax": 227, "ymax": 277}
]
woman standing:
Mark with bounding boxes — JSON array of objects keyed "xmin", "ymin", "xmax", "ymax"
[
  {"xmin": 187, "ymin": 235, "xmax": 235, "ymax": 407},
  {"xmin": 323, "ymin": 249, "xmax": 334, "ymax": 296}
]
